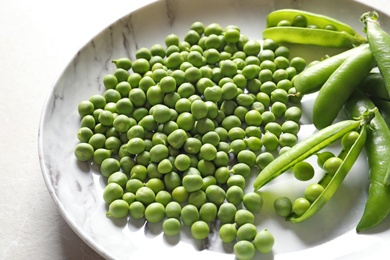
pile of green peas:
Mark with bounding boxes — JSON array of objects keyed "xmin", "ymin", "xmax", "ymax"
[{"xmin": 74, "ymin": 21, "xmax": 308, "ymax": 259}]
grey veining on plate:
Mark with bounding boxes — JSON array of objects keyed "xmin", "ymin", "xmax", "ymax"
[{"xmin": 38, "ymin": 0, "xmax": 390, "ymax": 259}]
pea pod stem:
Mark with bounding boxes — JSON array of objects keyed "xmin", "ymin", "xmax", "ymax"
[
  {"xmin": 361, "ymin": 11, "xmax": 390, "ymax": 100},
  {"xmin": 263, "ymin": 27, "xmax": 366, "ymax": 48},
  {"xmin": 253, "ymin": 119, "xmax": 361, "ymax": 190},
  {"xmin": 312, "ymin": 43, "xmax": 376, "ymax": 129},
  {"xmin": 345, "ymin": 90, "xmax": 390, "ymax": 232},
  {"xmin": 289, "ymin": 123, "xmax": 368, "ymax": 223}
]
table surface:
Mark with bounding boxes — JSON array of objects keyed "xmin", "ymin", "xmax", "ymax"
[{"xmin": 1, "ymin": 0, "xmax": 389, "ymax": 259}]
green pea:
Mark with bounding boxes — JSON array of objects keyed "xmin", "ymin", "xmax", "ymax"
[
  {"xmin": 231, "ymin": 162, "xmax": 251, "ymax": 178},
  {"xmin": 165, "ymin": 201, "xmax": 182, "ymax": 219},
  {"xmin": 163, "ymin": 218, "xmax": 181, "ymax": 236},
  {"xmin": 341, "ymin": 130, "xmax": 360, "ymax": 149},
  {"xmin": 183, "ymin": 174, "xmax": 203, "ymax": 193},
  {"xmin": 237, "ymin": 150, "xmax": 256, "ymax": 167},
  {"xmin": 243, "ymin": 191, "xmax": 263, "ymax": 213},
  {"xmin": 106, "ymin": 199, "xmax": 129, "ymax": 219},
  {"xmin": 135, "ymin": 186, "xmax": 155, "ymax": 205},
  {"xmin": 316, "ymin": 151, "xmax": 335, "ymax": 169},
  {"xmin": 191, "ymin": 220, "xmax": 210, "ymax": 240},
  {"xmin": 271, "ymin": 101, "xmax": 287, "ymax": 118},
  {"xmin": 122, "ymin": 192, "xmax": 136, "ymax": 205},
  {"xmin": 253, "ymin": 229, "xmax": 274, "ymax": 254},
  {"xmin": 188, "ymin": 190, "xmax": 207, "ymax": 209},
  {"xmin": 172, "ymin": 185, "xmax": 189, "ymax": 203},
  {"xmin": 155, "ymin": 190, "xmax": 171, "ymax": 206},
  {"xmin": 236, "ymin": 223, "xmax": 257, "ymax": 241},
  {"xmin": 101, "ymin": 158, "xmax": 120, "ymax": 177},
  {"xmin": 145, "ymin": 178, "xmax": 165, "ymax": 194},
  {"xmin": 145, "ymin": 202, "xmax": 165, "ymax": 223},
  {"xmin": 197, "ymin": 159, "xmax": 215, "ymax": 177},
  {"xmin": 243, "ymin": 39, "xmax": 261, "ymax": 56},
  {"xmin": 292, "ymin": 197, "xmax": 311, "ymax": 216},
  {"xmin": 293, "ymin": 161, "xmax": 315, "ymax": 181},
  {"xmin": 256, "ymin": 152, "xmax": 274, "ymax": 170},
  {"xmin": 125, "ymin": 178, "xmax": 143, "ymax": 194},
  {"xmin": 226, "ymin": 186, "xmax": 244, "ymax": 206},
  {"xmin": 228, "ymin": 127, "xmax": 246, "ymax": 141},
  {"xmin": 323, "ymin": 156, "xmax": 343, "ymax": 176},
  {"xmin": 260, "ymin": 60, "xmax": 276, "ymax": 72},
  {"xmin": 274, "ymin": 196, "xmax": 293, "ymax": 217},
  {"xmin": 262, "ymin": 131, "xmax": 279, "ymax": 151},
  {"xmin": 214, "ymin": 166, "xmax": 230, "ymax": 184},
  {"xmin": 245, "ymin": 126, "xmax": 262, "ymax": 138},
  {"xmin": 103, "ymin": 74, "xmax": 118, "ymax": 90},
  {"xmin": 227, "ymin": 174, "xmax": 246, "ymax": 189},
  {"xmin": 305, "ymin": 183, "xmax": 325, "ymax": 202},
  {"xmin": 284, "ymin": 106, "xmax": 302, "ymax": 122},
  {"xmin": 199, "ymin": 202, "xmax": 218, "ymax": 223},
  {"xmin": 74, "ymin": 143, "xmax": 94, "ymax": 161},
  {"xmin": 279, "ymin": 132, "xmax": 298, "ymax": 147},
  {"xmin": 108, "ymin": 171, "xmax": 128, "ymax": 188},
  {"xmin": 181, "ymin": 204, "xmax": 199, "ymax": 226},
  {"xmin": 205, "ymin": 184, "xmax": 226, "ymax": 206},
  {"xmin": 234, "ymin": 240, "xmax": 255, "ymax": 260},
  {"xmin": 129, "ymin": 201, "xmax": 145, "ymax": 219},
  {"xmin": 219, "ymin": 223, "xmax": 237, "ymax": 243},
  {"xmin": 281, "ymin": 120, "xmax": 300, "ymax": 135},
  {"xmin": 93, "ymin": 148, "xmax": 112, "ymax": 165},
  {"xmin": 244, "ymin": 110, "xmax": 262, "ymax": 126},
  {"xmin": 103, "ymin": 183, "xmax": 124, "ymax": 204},
  {"xmin": 129, "ymin": 88, "xmax": 146, "ymax": 107},
  {"xmin": 260, "ymin": 81, "xmax": 276, "ymax": 95},
  {"xmin": 199, "ymin": 143, "xmax": 217, "ymax": 161}
]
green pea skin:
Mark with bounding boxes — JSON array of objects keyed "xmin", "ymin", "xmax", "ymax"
[
  {"xmin": 234, "ymin": 240, "xmax": 255, "ymax": 260},
  {"xmin": 253, "ymin": 229, "xmax": 274, "ymax": 254},
  {"xmin": 274, "ymin": 196, "xmax": 293, "ymax": 217},
  {"xmin": 103, "ymin": 183, "xmax": 124, "ymax": 204},
  {"xmin": 129, "ymin": 201, "xmax": 145, "ymax": 219},
  {"xmin": 145, "ymin": 202, "xmax": 165, "ymax": 223},
  {"xmin": 226, "ymin": 186, "xmax": 244, "ymax": 206},
  {"xmin": 243, "ymin": 191, "xmax": 263, "ymax": 213},
  {"xmin": 163, "ymin": 218, "xmax": 181, "ymax": 236},
  {"xmin": 219, "ymin": 223, "xmax": 237, "ymax": 243},
  {"xmin": 74, "ymin": 143, "xmax": 94, "ymax": 161},
  {"xmin": 106, "ymin": 199, "xmax": 129, "ymax": 219},
  {"xmin": 236, "ymin": 223, "xmax": 257, "ymax": 241},
  {"xmin": 292, "ymin": 197, "xmax": 311, "ymax": 216}
]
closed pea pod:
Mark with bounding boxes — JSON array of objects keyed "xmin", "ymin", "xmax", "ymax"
[
  {"xmin": 344, "ymin": 90, "xmax": 390, "ymax": 232},
  {"xmin": 313, "ymin": 44, "xmax": 375, "ymax": 129}
]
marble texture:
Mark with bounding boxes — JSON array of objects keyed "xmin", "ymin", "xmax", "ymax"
[{"xmin": 2, "ymin": 0, "xmax": 390, "ymax": 259}]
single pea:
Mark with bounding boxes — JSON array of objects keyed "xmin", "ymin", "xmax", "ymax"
[
  {"xmin": 106, "ymin": 199, "xmax": 129, "ymax": 219},
  {"xmin": 244, "ymin": 110, "xmax": 262, "ymax": 126},
  {"xmin": 227, "ymin": 174, "xmax": 246, "ymax": 189},
  {"xmin": 188, "ymin": 190, "xmax": 207, "ymax": 209},
  {"xmin": 231, "ymin": 162, "xmax": 251, "ymax": 178},
  {"xmin": 243, "ymin": 39, "xmax": 261, "ymax": 56},
  {"xmin": 281, "ymin": 120, "xmax": 300, "ymax": 135},
  {"xmin": 293, "ymin": 161, "xmax": 315, "ymax": 181},
  {"xmin": 277, "ymin": 19, "xmax": 291, "ymax": 26},
  {"xmin": 93, "ymin": 148, "xmax": 112, "ymax": 165},
  {"xmin": 264, "ymin": 122, "xmax": 282, "ymax": 137},
  {"xmin": 316, "ymin": 151, "xmax": 335, "ymax": 169},
  {"xmin": 113, "ymin": 68, "xmax": 129, "ymax": 83},
  {"xmin": 125, "ymin": 178, "xmax": 143, "ymax": 194},
  {"xmin": 323, "ymin": 156, "xmax": 343, "ymax": 176},
  {"xmin": 274, "ymin": 46, "xmax": 290, "ymax": 58},
  {"xmin": 253, "ymin": 229, "xmax": 274, "ymax": 254},
  {"xmin": 245, "ymin": 136, "xmax": 262, "ymax": 152},
  {"xmin": 262, "ymin": 131, "xmax": 279, "ymax": 151},
  {"xmin": 219, "ymin": 223, "xmax": 237, "ymax": 243},
  {"xmin": 199, "ymin": 143, "xmax": 217, "ymax": 161},
  {"xmin": 284, "ymin": 106, "xmax": 302, "ymax": 123},
  {"xmin": 149, "ymin": 144, "xmax": 169, "ymax": 163},
  {"xmin": 274, "ymin": 56, "xmax": 290, "ymax": 69},
  {"xmin": 191, "ymin": 220, "xmax": 210, "ymax": 240},
  {"xmin": 228, "ymin": 127, "xmax": 246, "ymax": 141},
  {"xmin": 234, "ymin": 240, "xmax": 255, "ymax": 260},
  {"xmin": 256, "ymin": 152, "xmax": 274, "ymax": 170},
  {"xmin": 145, "ymin": 178, "xmax": 165, "ymax": 194},
  {"xmin": 324, "ymin": 24, "xmax": 337, "ymax": 31},
  {"xmin": 205, "ymin": 185, "xmax": 225, "ymax": 206},
  {"xmin": 229, "ymin": 139, "xmax": 247, "ymax": 155},
  {"xmin": 219, "ymin": 59, "xmax": 238, "ymax": 78},
  {"xmin": 305, "ymin": 183, "xmax": 325, "ymax": 203},
  {"xmin": 237, "ymin": 150, "xmax": 257, "ymax": 168},
  {"xmin": 163, "ymin": 218, "xmax": 181, "ymax": 236},
  {"xmin": 214, "ymin": 166, "xmax": 230, "ymax": 183},
  {"xmin": 129, "ymin": 88, "xmax": 146, "ymax": 107},
  {"xmin": 103, "ymin": 74, "xmax": 118, "ymax": 90},
  {"xmin": 129, "ymin": 201, "xmax": 145, "ymax": 219},
  {"xmin": 262, "ymin": 38, "xmax": 279, "ymax": 51},
  {"xmin": 260, "ymin": 81, "xmax": 277, "ymax": 95},
  {"xmin": 165, "ymin": 201, "xmax": 182, "ymax": 219},
  {"xmin": 183, "ymin": 174, "xmax": 203, "ymax": 193},
  {"xmin": 100, "ymin": 158, "xmax": 120, "ymax": 177},
  {"xmin": 177, "ymin": 82, "xmax": 195, "ymax": 99},
  {"xmin": 271, "ymin": 101, "xmax": 287, "ymax": 118},
  {"xmin": 126, "ymin": 137, "xmax": 145, "ymax": 155},
  {"xmin": 199, "ymin": 202, "xmax": 218, "ymax": 223},
  {"xmin": 226, "ymin": 186, "xmax": 244, "ymax": 206},
  {"xmin": 245, "ymin": 126, "xmax": 262, "ymax": 138},
  {"xmin": 145, "ymin": 202, "xmax": 165, "ymax": 223},
  {"xmin": 183, "ymin": 137, "xmax": 202, "ymax": 154},
  {"xmin": 157, "ymin": 158, "xmax": 173, "ymax": 174},
  {"xmin": 341, "ymin": 131, "xmax": 360, "ymax": 149},
  {"xmin": 236, "ymin": 223, "xmax": 257, "ymax": 241},
  {"xmin": 197, "ymin": 159, "xmax": 215, "ymax": 177},
  {"xmin": 103, "ymin": 183, "xmax": 124, "ymax": 204},
  {"xmin": 274, "ymin": 196, "xmax": 293, "ymax": 217},
  {"xmin": 108, "ymin": 171, "xmax": 128, "ymax": 188},
  {"xmin": 279, "ymin": 146, "xmax": 291, "ymax": 155},
  {"xmin": 122, "ymin": 192, "xmax": 136, "ymax": 205},
  {"xmin": 171, "ymin": 185, "xmax": 189, "ymax": 203},
  {"xmin": 181, "ymin": 204, "xmax": 199, "ymax": 226},
  {"xmin": 260, "ymin": 60, "xmax": 276, "ymax": 72},
  {"xmin": 135, "ymin": 186, "xmax": 155, "ymax": 206},
  {"xmin": 243, "ymin": 191, "xmax": 263, "ymax": 213},
  {"xmin": 74, "ymin": 143, "xmax": 94, "ymax": 161},
  {"xmin": 292, "ymin": 197, "xmax": 311, "ymax": 216},
  {"xmin": 279, "ymin": 132, "xmax": 298, "ymax": 147}
]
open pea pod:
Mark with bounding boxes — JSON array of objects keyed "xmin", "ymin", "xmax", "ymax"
[
  {"xmin": 264, "ymin": 9, "xmax": 367, "ymax": 48},
  {"xmin": 288, "ymin": 123, "xmax": 368, "ymax": 223},
  {"xmin": 253, "ymin": 119, "xmax": 361, "ymax": 190}
]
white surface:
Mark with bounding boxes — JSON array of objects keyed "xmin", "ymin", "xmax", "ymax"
[{"xmin": 2, "ymin": 0, "xmax": 390, "ymax": 260}]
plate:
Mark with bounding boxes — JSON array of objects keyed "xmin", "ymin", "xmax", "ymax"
[{"xmin": 38, "ymin": 0, "xmax": 390, "ymax": 259}]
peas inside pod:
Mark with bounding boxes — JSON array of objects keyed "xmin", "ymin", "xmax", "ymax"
[{"xmin": 73, "ymin": 20, "xmax": 315, "ymax": 259}]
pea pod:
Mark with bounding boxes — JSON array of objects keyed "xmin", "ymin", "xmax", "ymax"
[
  {"xmin": 344, "ymin": 90, "xmax": 390, "ymax": 232},
  {"xmin": 294, "ymin": 44, "xmax": 368, "ymax": 96},
  {"xmin": 358, "ymin": 73, "xmax": 390, "ymax": 101},
  {"xmin": 253, "ymin": 119, "xmax": 361, "ymax": 190},
  {"xmin": 264, "ymin": 9, "xmax": 366, "ymax": 48},
  {"xmin": 313, "ymin": 43, "xmax": 375, "ymax": 129},
  {"xmin": 361, "ymin": 12, "xmax": 390, "ymax": 99},
  {"xmin": 289, "ymin": 123, "xmax": 368, "ymax": 223}
]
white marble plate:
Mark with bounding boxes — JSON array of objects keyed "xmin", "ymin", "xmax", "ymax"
[{"xmin": 38, "ymin": 0, "xmax": 390, "ymax": 259}]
